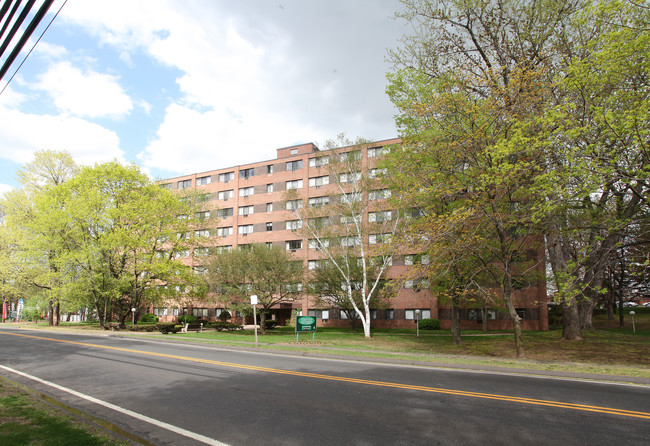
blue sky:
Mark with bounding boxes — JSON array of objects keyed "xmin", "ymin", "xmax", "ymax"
[{"xmin": 0, "ymin": 0, "xmax": 407, "ymax": 194}]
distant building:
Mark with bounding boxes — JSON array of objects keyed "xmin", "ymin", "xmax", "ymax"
[{"xmin": 155, "ymin": 138, "xmax": 547, "ymax": 330}]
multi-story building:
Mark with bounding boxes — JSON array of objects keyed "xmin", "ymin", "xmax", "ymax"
[{"xmin": 156, "ymin": 138, "xmax": 548, "ymax": 330}]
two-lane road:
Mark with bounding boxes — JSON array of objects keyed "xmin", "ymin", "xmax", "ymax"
[{"xmin": 1, "ymin": 328, "xmax": 648, "ymax": 445}]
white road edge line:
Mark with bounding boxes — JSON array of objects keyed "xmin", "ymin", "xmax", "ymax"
[{"xmin": 0, "ymin": 365, "xmax": 229, "ymax": 446}]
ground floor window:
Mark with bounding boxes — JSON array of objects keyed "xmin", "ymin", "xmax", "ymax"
[
  {"xmin": 172, "ymin": 307, "xmax": 179, "ymax": 316},
  {"xmin": 308, "ymin": 309, "xmax": 329, "ymax": 320},
  {"xmin": 385, "ymin": 309, "xmax": 394, "ymax": 320},
  {"xmin": 405, "ymin": 309, "xmax": 431, "ymax": 320},
  {"xmin": 153, "ymin": 307, "xmax": 168, "ymax": 317},
  {"xmin": 193, "ymin": 308, "xmax": 208, "ymax": 318}
]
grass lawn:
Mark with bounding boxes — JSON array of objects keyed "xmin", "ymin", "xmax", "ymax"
[{"xmin": 0, "ymin": 380, "xmax": 126, "ymax": 446}]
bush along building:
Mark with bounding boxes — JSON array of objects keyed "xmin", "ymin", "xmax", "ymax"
[{"xmin": 154, "ymin": 138, "xmax": 548, "ymax": 331}]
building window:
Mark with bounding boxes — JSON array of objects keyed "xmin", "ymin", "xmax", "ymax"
[
  {"xmin": 177, "ymin": 179, "xmax": 192, "ymax": 189},
  {"xmin": 286, "ymin": 179, "xmax": 303, "ymax": 190},
  {"xmin": 215, "ymin": 246, "xmax": 232, "ymax": 254},
  {"xmin": 340, "ymin": 236, "xmax": 361, "ymax": 247},
  {"xmin": 339, "ymin": 150, "xmax": 360, "ymax": 162},
  {"xmin": 405, "ymin": 309, "xmax": 431, "ymax": 320},
  {"xmin": 309, "ymin": 238, "xmax": 330, "ymax": 250},
  {"xmin": 239, "ymin": 187, "xmax": 254, "ymax": 197},
  {"xmin": 286, "ymin": 240, "xmax": 302, "ymax": 251},
  {"xmin": 238, "ymin": 224, "xmax": 253, "ymax": 235},
  {"xmin": 218, "ymin": 190, "xmax": 234, "ymax": 200},
  {"xmin": 340, "ymin": 172, "xmax": 361, "ymax": 183},
  {"xmin": 285, "ymin": 199, "xmax": 303, "ymax": 211},
  {"xmin": 176, "ymin": 231, "xmax": 190, "ymax": 240},
  {"xmin": 240, "ymin": 168, "xmax": 254, "ymax": 179},
  {"xmin": 308, "ymin": 196, "xmax": 330, "ymax": 208},
  {"xmin": 217, "ymin": 208, "xmax": 233, "ymax": 218},
  {"xmin": 267, "ymin": 183, "xmax": 274, "ymax": 193},
  {"xmin": 340, "ymin": 192, "xmax": 362, "ymax": 204},
  {"xmin": 266, "ymin": 222, "xmax": 273, "ymax": 231},
  {"xmin": 159, "ymin": 183, "xmax": 171, "ymax": 189},
  {"xmin": 218, "ymin": 172, "xmax": 234, "ymax": 183},
  {"xmin": 193, "ymin": 266, "xmax": 208, "ymax": 275},
  {"xmin": 369, "ymin": 211, "xmax": 392, "ymax": 223},
  {"xmin": 193, "ymin": 308, "xmax": 208, "ymax": 318},
  {"xmin": 194, "ymin": 247, "xmax": 210, "ymax": 256},
  {"xmin": 368, "ymin": 147, "xmax": 387, "ymax": 158},
  {"xmin": 309, "ymin": 156, "xmax": 329, "ymax": 167},
  {"xmin": 238, "ymin": 205, "xmax": 254, "ymax": 216},
  {"xmin": 266, "ymin": 203, "xmax": 273, "ymax": 212},
  {"xmin": 309, "ymin": 216, "xmax": 330, "ymax": 228},
  {"xmin": 194, "ymin": 229, "xmax": 210, "ymax": 238},
  {"xmin": 286, "ymin": 160, "xmax": 303, "ymax": 172},
  {"xmin": 340, "ymin": 214, "xmax": 361, "ymax": 224},
  {"xmin": 265, "ymin": 242, "xmax": 273, "ymax": 248},
  {"xmin": 369, "ymin": 233, "xmax": 391, "ymax": 245},
  {"xmin": 370, "ymin": 309, "xmax": 378, "ymax": 320},
  {"xmin": 196, "ymin": 211, "xmax": 210, "ymax": 220},
  {"xmin": 286, "ymin": 220, "xmax": 302, "ymax": 231},
  {"xmin": 290, "ymin": 148, "xmax": 299, "ymax": 155},
  {"xmin": 308, "ymin": 309, "xmax": 329, "ymax": 319},
  {"xmin": 385, "ymin": 309, "xmax": 394, "ymax": 320},
  {"xmin": 308, "ymin": 176, "xmax": 329, "ymax": 188},
  {"xmin": 153, "ymin": 307, "xmax": 168, "ymax": 317},
  {"xmin": 369, "ymin": 189, "xmax": 391, "ymax": 201},
  {"xmin": 308, "ymin": 259, "xmax": 325, "ymax": 270},
  {"xmin": 196, "ymin": 175, "xmax": 212, "ymax": 186},
  {"xmin": 175, "ymin": 249, "xmax": 190, "ymax": 258},
  {"xmin": 217, "ymin": 227, "xmax": 233, "ymax": 237},
  {"xmin": 368, "ymin": 168, "xmax": 386, "ymax": 179},
  {"xmin": 267, "ymin": 164, "xmax": 274, "ymax": 174}
]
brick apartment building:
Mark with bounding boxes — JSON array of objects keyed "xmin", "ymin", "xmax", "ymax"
[{"xmin": 155, "ymin": 138, "xmax": 548, "ymax": 331}]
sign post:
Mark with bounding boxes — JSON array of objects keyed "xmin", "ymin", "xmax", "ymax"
[
  {"xmin": 251, "ymin": 295, "xmax": 258, "ymax": 347},
  {"xmin": 295, "ymin": 315, "xmax": 317, "ymax": 342}
]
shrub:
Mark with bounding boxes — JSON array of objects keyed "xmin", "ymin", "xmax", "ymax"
[
  {"xmin": 177, "ymin": 314, "xmax": 198, "ymax": 324},
  {"xmin": 211, "ymin": 321, "xmax": 242, "ymax": 331},
  {"xmin": 140, "ymin": 313, "xmax": 159, "ymax": 323},
  {"xmin": 218, "ymin": 310, "xmax": 231, "ymax": 322},
  {"xmin": 156, "ymin": 322, "xmax": 181, "ymax": 334},
  {"xmin": 418, "ymin": 318, "xmax": 441, "ymax": 330},
  {"xmin": 263, "ymin": 320, "xmax": 277, "ymax": 329},
  {"xmin": 127, "ymin": 325, "xmax": 157, "ymax": 332}
]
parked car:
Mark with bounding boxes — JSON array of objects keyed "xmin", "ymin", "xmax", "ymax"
[
  {"xmin": 622, "ymin": 301, "xmax": 638, "ymax": 307},
  {"xmin": 642, "ymin": 302, "xmax": 650, "ymax": 307}
]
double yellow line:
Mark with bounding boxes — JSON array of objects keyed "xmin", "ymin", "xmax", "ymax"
[{"xmin": 2, "ymin": 330, "xmax": 650, "ymax": 420}]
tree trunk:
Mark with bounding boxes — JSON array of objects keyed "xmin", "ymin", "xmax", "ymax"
[
  {"xmin": 578, "ymin": 299, "xmax": 595, "ymax": 330},
  {"xmin": 48, "ymin": 299, "xmax": 54, "ymax": 326},
  {"xmin": 481, "ymin": 305, "xmax": 488, "ymax": 332},
  {"xmin": 451, "ymin": 304, "xmax": 462, "ymax": 345},
  {"xmin": 54, "ymin": 301, "xmax": 60, "ymax": 326},
  {"xmin": 618, "ymin": 296, "xmax": 624, "ymax": 329},
  {"xmin": 259, "ymin": 310, "xmax": 266, "ymax": 335},
  {"xmin": 561, "ymin": 301, "xmax": 584, "ymax": 340}
]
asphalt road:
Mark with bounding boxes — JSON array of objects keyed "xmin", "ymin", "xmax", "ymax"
[{"xmin": 1, "ymin": 327, "xmax": 649, "ymax": 446}]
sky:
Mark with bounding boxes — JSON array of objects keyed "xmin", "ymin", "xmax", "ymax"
[{"xmin": 0, "ymin": 0, "xmax": 408, "ymax": 194}]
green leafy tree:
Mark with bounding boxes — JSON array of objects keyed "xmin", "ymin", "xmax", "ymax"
[
  {"xmin": 207, "ymin": 243, "xmax": 304, "ymax": 334},
  {"xmin": 26, "ymin": 161, "xmax": 206, "ymax": 328}
]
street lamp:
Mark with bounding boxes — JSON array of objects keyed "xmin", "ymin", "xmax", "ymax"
[
  {"xmin": 630, "ymin": 311, "xmax": 636, "ymax": 334},
  {"xmin": 415, "ymin": 309, "xmax": 421, "ymax": 337},
  {"xmin": 131, "ymin": 307, "xmax": 136, "ymax": 325}
]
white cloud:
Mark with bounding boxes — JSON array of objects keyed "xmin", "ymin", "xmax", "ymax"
[
  {"xmin": 33, "ymin": 61, "xmax": 133, "ymax": 118},
  {"xmin": 0, "ymin": 183, "xmax": 14, "ymax": 197},
  {"xmin": 57, "ymin": 1, "xmax": 404, "ymax": 176},
  {"xmin": 138, "ymin": 102, "xmax": 320, "ymax": 174},
  {"xmin": 0, "ymin": 106, "xmax": 124, "ymax": 166}
]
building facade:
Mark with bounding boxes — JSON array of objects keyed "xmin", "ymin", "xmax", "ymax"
[{"xmin": 155, "ymin": 138, "xmax": 548, "ymax": 330}]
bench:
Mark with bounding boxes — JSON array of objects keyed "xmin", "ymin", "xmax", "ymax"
[{"xmin": 107, "ymin": 322, "xmax": 120, "ymax": 331}]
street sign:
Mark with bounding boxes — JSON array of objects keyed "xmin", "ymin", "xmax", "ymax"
[{"xmin": 295, "ymin": 315, "xmax": 317, "ymax": 341}]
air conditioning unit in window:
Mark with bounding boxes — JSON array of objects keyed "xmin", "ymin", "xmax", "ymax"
[
  {"xmin": 291, "ymin": 249, "xmax": 296, "ymax": 253},
  {"xmin": 242, "ymin": 233, "xmax": 248, "ymax": 236},
  {"xmin": 224, "ymin": 197, "xmax": 229, "ymax": 201},
  {"xmin": 316, "ymin": 185, "xmax": 321, "ymax": 189},
  {"xmin": 243, "ymin": 214, "xmax": 248, "ymax": 218}
]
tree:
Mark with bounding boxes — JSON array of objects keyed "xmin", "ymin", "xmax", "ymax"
[
  {"xmin": 25, "ymin": 161, "xmax": 205, "ymax": 328},
  {"xmin": 385, "ymin": 0, "xmax": 571, "ymax": 356},
  {"xmin": 290, "ymin": 134, "xmax": 401, "ymax": 338},
  {"xmin": 207, "ymin": 243, "xmax": 304, "ymax": 334},
  {"xmin": 0, "ymin": 150, "xmax": 79, "ymax": 325},
  {"xmin": 534, "ymin": 0, "xmax": 650, "ymax": 339},
  {"xmin": 308, "ymin": 254, "xmax": 396, "ymax": 330}
]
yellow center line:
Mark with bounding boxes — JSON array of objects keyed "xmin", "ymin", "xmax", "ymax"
[{"xmin": 2, "ymin": 331, "xmax": 649, "ymax": 420}]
